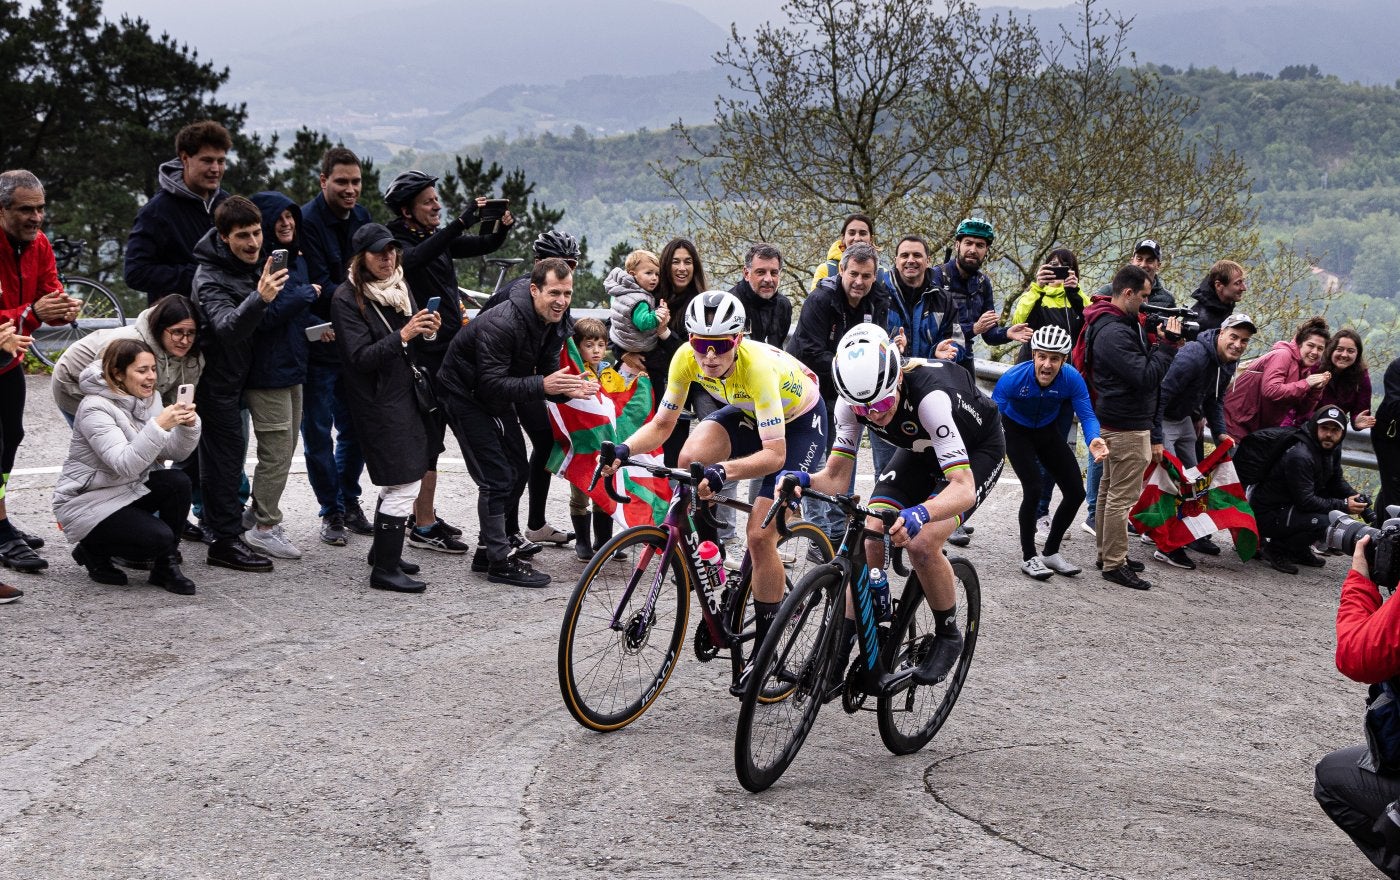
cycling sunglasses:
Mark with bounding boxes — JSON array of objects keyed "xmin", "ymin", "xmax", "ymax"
[
  {"xmin": 689, "ymin": 335, "xmax": 739, "ymax": 357},
  {"xmin": 850, "ymin": 394, "xmax": 898, "ymax": 417}
]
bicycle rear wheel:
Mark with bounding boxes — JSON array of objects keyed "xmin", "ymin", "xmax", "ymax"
[
  {"xmin": 877, "ymin": 556, "xmax": 980, "ymax": 755},
  {"xmin": 558, "ymin": 526, "xmax": 689, "ymax": 732},
  {"xmin": 29, "ymin": 276, "xmax": 126, "ymax": 368},
  {"xmin": 726, "ymin": 520, "xmax": 833, "ymax": 667},
  {"xmin": 734, "ymin": 565, "xmax": 845, "ymax": 792}
]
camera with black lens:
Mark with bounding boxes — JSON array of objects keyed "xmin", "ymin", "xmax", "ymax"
[
  {"xmin": 1141, "ymin": 303, "xmax": 1202, "ymax": 341},
  {"xmin": 1325, "ymin": 506, "xmax": 1400, "ymax": 590}
]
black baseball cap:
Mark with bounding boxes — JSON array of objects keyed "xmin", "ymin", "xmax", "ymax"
[
  {"xmin": 1315, "ymin": 405, "xmax": 1347, "ymax": 430},
  {"xmin": 351, "ymin": 222, "xmax": 398, "ymax": 255},
  {"xmin": 1134, "ymin": 238, "xmax": 1162, "ymax": 260}
]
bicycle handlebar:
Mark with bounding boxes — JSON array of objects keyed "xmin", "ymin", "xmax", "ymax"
[{"xmin": 591, "ymin": 441, "xmax": 753, "ymax": 516}]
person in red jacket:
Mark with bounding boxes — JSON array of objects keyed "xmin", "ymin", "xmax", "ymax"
[
  {"xmin": 1316, "ymin": 535, "xmax": 1400, "ymax": 878},
  {"xmin": 0, "ymin": 170, "xmax": 82, "ymax": 580}
]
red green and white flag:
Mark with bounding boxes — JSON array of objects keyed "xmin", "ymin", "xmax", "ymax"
[
  {"xmin": 546, "ymin": 341, "xmax": 671, "ymax": 527},
  {"xmin": 1130, "ymin": 437, "xmax": 1259, "ymax": 560}
]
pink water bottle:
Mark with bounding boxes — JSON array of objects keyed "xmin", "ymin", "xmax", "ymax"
[{"xmin": 697, "ymin": 540, "xmax": 727, "ymax": 586}]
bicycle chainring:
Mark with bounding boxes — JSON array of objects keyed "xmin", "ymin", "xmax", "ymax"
[{"xmin": 693, "ymin": 620, "xmax": 719, "ymax": 661}]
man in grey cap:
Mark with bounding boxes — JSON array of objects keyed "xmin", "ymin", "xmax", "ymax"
[
  {"xmin": 1249, "ymin": 403, "xmax": 1370, "ymax": 574},
  {"xmin": 1148, "ymin": 312, "xmax": 1257, "ymax": 568}
]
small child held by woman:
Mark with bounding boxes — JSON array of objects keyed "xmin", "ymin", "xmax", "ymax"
[{"xmin": 605, "ymin": 249, "xmax": 669, "ymax": 381}]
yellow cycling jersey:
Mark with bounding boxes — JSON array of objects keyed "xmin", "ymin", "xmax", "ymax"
[{"xmin": 662, "ymin": 340, "xmax": 821, "ymax": 443}]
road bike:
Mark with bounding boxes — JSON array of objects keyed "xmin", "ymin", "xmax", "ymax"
[
  {"xmin": 733, "ymin": 476, "xmax": 980, "ymax": 792},
  {"xmin": 30, "ymin": 238, "xmax": 126, "ymax": 367},
  {"xmin": 558, "ymin": 441, "xmax": 833, "ymax": 732}
]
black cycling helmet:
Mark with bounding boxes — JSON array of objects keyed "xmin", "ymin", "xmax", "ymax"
[
  {"xmin": 383, "ymin": 171, "xmax": 438, "ymax": 211},
  {"xmin": 533, "ymin": 229, "xmax": 581, "ymax": 260}
]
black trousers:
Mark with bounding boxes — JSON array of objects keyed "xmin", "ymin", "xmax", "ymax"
[
  {"xmin": 1003, "ymin": 418, "xmax": 1085, "ymax": 560},
  {"xmin": 449, "ymin": 395, "xmax": 527, "ymax": 563},
  {"xmin": 196, "ymin": 387, "xmax": 246, "ymax": 540},
  {"xmin": 0, "ymin": 363, "xmax": 24, "ymax": 478},
  {"xmin": 517, "ymin": 399, "xmax": 552, "ymax": 533},
  {"xmin": 1375, "ymin": 423, "xmax": 1400, "ymax": 525},
  {"xmin": 1255, "ymin": 503, "xmax": 1329, "ymax": 544},
  {"xmin": 1316, "ymin": 744, "xmax": 1400, "ymax": 878},
  {"xmin": 78, "ymin": 468, "xmax": 191, "ymax": 560}
]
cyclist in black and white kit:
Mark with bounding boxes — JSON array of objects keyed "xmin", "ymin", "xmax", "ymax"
[{"xmin": 782, "ymin": 324, "xmax": 1004, "ymax": 685}]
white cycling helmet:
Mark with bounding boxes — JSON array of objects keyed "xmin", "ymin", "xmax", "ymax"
[
  {"xmin": 685, "ymin": 290, "xmax": 746, "ymax": 336},
  {"xmin": 1030, "ymin": 324, "xmax": 1073, "ymax": 356},
  {"xmin": 832, "ymin": 324, "xmax": 901, "ymax": 405}
]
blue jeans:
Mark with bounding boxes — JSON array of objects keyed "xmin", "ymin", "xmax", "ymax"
[
  {"xmin": 1084, "ymin": 451, "xmax": 1102, "ymax": 523},
  {"xmin": 301, "ymin": 361, "xmax": 365, "ymax": 517}
]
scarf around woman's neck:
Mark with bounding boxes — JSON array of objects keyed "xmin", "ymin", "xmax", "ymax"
[{"xmin": 363, "ymin": 266, "xmax": 414, "ymax": 316}]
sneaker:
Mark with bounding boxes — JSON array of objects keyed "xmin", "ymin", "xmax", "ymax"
[
  {"xmin": 408, "ymin": 521, "xmax": 469, "ymax": 554},
  {"xmin": 1040, "ymin": 553, "xmax": 1082, "ymax": 576},
  {"xmin": 1035, "ymin": 515, "xmax": 1051, "ymax": 536},
  {"xmin": 320, "ymin": 512, "xmax": 347, "ymax": 547},
  {"xmin": 777, "ymin": 547, "xmax": 797, "ymax": 566},
  {"xmin": 487, "ymin": 556, "xmax": 550, "ymax": 588},
  {"xmin": 947, "ymin": 525, "xmax": 971, "ymax": 548},
  {"xmin": 1188, "ymin": 536, "xmax": 1222, "ymax": 556},
  {"xmin": 722, "ymin": 540, "xmax": 744, "ymax": 572},
  {"xmin": 1095, "ymin": 557, "xmax": 1145, "ymax": 573},
  {"xmin": 1153, "ymin": 548, "xmax": 1196, "ymax": 570},
  {"xmin": 0, "ymin": 537, "xmax": 47, "ymax": 573},
  {"xmin": 344, "ymin": 500, "xmax": 373, "ymax": 536},
  {"xmin": 0, "ymin": 583, "xmax": 21, "ymax": 603},
  {"xmin": 436, "ymin": 517, "xmax": 464, "ymax": 538},
  {"xmin": 1102, "ymin": 565, "xmax": 1151, "ymax": 590},
  {"xmin": 1139, "ymin": 533, "xmax": 1156, "ymax": 545},
  {"xmin": 241, "ymin": 507, "xmax": 257, "ymax": 531},
  {"xmin": 472, "ymin": 544, "xmax": 521, "ymax": 572},
  {"xmin": 1291, "ymin": 543, "xmax": 1326, "ymax": 568},
  {"xmin": 807, "ymin": 544, "xmax": 829, "ymax": 565},
  {"xmin": 1020, "ymin": 556, "xmax": 1053, "ymax": 581},
  {"xmin": 525, "ymin": 523, "xmax": 574, "ymax": 545},
  {"xmin": 1261, "ymin": 542, "xmax": 1298, "ymax": 575},
  {"xmin": 1080, "ymin": 518, "xmax": 1096, "ymax": 537},
  {"xmin": 913, "ymin": 626, "xmax": 964, "ymax": 685},
  {"xmin": 509, "ymin": 533, "xmax": 544, "ymax": 558},
  {"xmin": 14, "ymin": 528, "xmax": 44, "ymax": 550},
  {"xmin": 242, "ymin": 525, "xmax": 303, "ymax": 559},
  {"xmin": 1127, "ymin": 521, "xmax": 1139, "ymax": 536}
]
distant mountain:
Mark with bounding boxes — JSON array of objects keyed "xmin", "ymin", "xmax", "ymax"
[{"xmin": 985, "ymin": 0, "xmax": 1400, "ymax": 86}]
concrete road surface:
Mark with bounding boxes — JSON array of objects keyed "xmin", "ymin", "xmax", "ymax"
[{"xmin": 0, "ymin": 374, "xmax": 1378, "ymax": 878}]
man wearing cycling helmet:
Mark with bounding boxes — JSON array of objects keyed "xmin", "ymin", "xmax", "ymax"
[
  {"xmin": 784, "ymin": 323, "xmax": 1004, "ymax": 687},
  {"xmin": 993, "ymin": 325, "xmax": 1108, "ymax": 580},
  {"xmin": 606, "ymin": 291, "xmax": 827, "ymax": 670},
  {"xmin": 384, "ymin": 170, "xmax": 515, "ymax": 556}
]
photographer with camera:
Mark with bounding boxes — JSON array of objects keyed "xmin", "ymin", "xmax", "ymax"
[
  {"xmin": 1315, "ymin": 531, "xmax": 1400, "ymax": 879},
  {"xmin": 1250, "ymin": 404, "xmax": 1367, "ymax": 573}
]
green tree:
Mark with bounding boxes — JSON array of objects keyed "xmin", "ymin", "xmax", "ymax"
[
  {"xmin": 0, "ymin": 0, "xmax": 277, "ymax": 287},
  {"xmin": 644, "ymin": 0, "xmax": 1307, "ymax": 324}
]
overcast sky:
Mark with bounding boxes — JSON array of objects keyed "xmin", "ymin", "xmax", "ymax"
[{"xmin": 94, "ymin": 0, "xmax": 1082, "ymax": 56}]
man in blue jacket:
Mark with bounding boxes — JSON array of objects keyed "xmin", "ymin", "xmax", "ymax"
[
  {"xmin": 299, "ymin": 148, "xmax": 373, "ymax": 546},
  {"xmin": 124, "ymin": 121, "xmax": 231, "ymax": 305},
  {"xmin": 1148, "ymin": 313, "xmax": 1256, "ymax": 568}
]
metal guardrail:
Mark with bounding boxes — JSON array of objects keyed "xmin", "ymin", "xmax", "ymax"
[{"xmin": 970, "ymin": 357, "xmax": 1380, "ymax": 471}]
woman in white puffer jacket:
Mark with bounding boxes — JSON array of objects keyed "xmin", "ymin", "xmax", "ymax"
[{"xmin": 53, "ymin": 339, "xmax": 201, "ymax": 594}]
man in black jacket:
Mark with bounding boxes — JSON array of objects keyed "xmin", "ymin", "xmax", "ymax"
[
  {"xmin": 1189, "ymin": 259, "xmax": 1247, "ymax": 333},
  {"xmin": 125, "ymin": 121, "xmax": 231, "ymax": 304},
  {"xmin": 729, "ymin": 242, "xmax": 792, "ymax": 347},
  {"xmin": 384, "ymin": 171, "xmax": 514, "ymax": 554},
  {"xmin": 191, "ymin": 197, "xmax": 288, "ymax": 572},
  {"xmin": 787, "ymin": 241, "xmax": 889, "ymax": 541},
  {"xmin": 438, "ymin": 257, "xmax": 593, "ymax": 588},
  {"xmin": 1251, "ymin": 404, "xmax": 1369, "ymax": 574},
  {"xmin": 1086, "ymin": 264, "xmax": 1181, "ymax": 590}
]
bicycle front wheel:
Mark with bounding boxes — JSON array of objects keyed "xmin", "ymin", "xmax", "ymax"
[
  {"xmin": 30, "ymin": 276, "xmax": 126, "ymax": 368},
  {"xmin": 877, "ymin": 556, "xmax": 981, "ymax": 755},
  {"xmin": 734, "ymin": 565, "xmax": 845, "ymax": 792},
  {"xmin": 558, "ymin": 526, "xmax": 690, "ymax": 732},
  {"xmin": 727, "ymin": 519, "xmax": 834, "ymax": 668}
]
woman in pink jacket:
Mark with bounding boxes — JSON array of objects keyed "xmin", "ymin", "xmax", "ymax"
[{"xmin": 1224, "ymin": 315, "xmax": 1330, "ymax": 437}]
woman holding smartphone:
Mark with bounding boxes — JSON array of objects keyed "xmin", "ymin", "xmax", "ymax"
[
  {"xmin": 330, "ymin": 223, "xmax": 441, "ymax": 593},
  {"xmin": 53, "ymin": 339, "xmax": 202, "ymax": 593}
]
